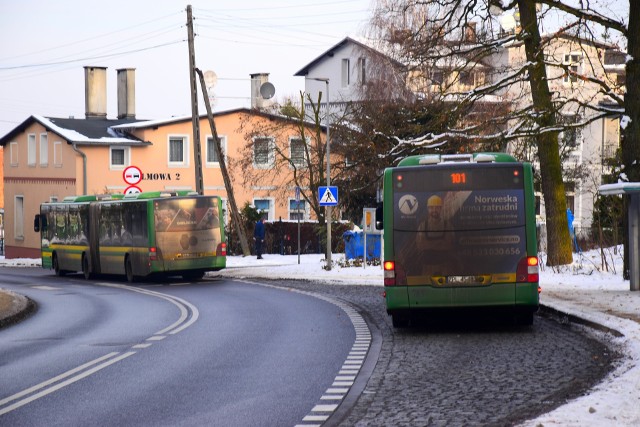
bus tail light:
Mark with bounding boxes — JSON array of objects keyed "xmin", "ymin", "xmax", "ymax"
[
  {"xmin": 218, "ymin": 242, "xmax": 227, "ymax": 256},
  {"xmin": 384, "ymin": 261, "xmax": 396, "ymax": 286},
  {"xmin": 517, "ymin": 256, "xmax": 539, "ymax": 283},
  {"xmin": 149, "ymin": 247, "xmax": 157, "ymax": 261}
]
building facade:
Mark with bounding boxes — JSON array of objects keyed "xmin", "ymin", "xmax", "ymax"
[
  {"xmin": 0, "ymin": 67, "xmax": 325, "ymax": 258},
  {"xmin": 295, "ymin": 33, "xmax": 626, "ymax": 235}
]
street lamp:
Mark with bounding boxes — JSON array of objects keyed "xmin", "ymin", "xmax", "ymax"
[{"xmin": 308, "ymin": 77, "xmax": 332, "ymax": 270}]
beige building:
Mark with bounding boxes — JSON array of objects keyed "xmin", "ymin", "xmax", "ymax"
[{"xmin": 0, "ymin": 67, "xmax": 325, "ymax": 258}]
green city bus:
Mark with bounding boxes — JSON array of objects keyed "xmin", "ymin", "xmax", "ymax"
[
  {"xmin": 34, "ymin": 191, "xmax": 226, "ymax": 282},
  {"xmin": 379, "ymin": 153, "xmax": 539, "ymax": 327}
]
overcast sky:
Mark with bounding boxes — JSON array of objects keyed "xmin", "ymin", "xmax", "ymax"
[
  {"xmin": 0, "ymin": 0, "xmax": 629, "ymax": 139},
  {"xmin": 0, "ymin": 0, "xmax": 373, "ymax": 137}
]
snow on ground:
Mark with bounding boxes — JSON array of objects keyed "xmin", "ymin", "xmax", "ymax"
[{"xmin": 2, "ymin": 247, "xmax": 639, "ymax": 426}]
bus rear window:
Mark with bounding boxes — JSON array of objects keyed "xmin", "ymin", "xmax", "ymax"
[{"xmin": 393, "ymin": 164, "xmax": 527, "ymax": 279}]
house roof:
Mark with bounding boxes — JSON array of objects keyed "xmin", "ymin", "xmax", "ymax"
[
  {"xmin": 0, "ymin": 115, "xmax": 149, "ymax": 147},
  {"xmin": 294, "ymin": 36, "xmax": 405, "ymax": 77},
  {"xmin": 112, "ymin": 107, "xmax": 325, "ymax": 131},
  {"xmin": 1, "ymin": 107, "xmax": 325, "ymax": 147}
]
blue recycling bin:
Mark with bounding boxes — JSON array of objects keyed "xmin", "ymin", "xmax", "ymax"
[
  {"xmin": 364, "ymin": 233, "xmax": 381, "ymax": 259},
  {"xmin": 343, "ymin": 231, "xmax": 381, "ymax": 260},
  {"xmin": 343, "ymin": 230, "xmax": 362, "ymax": 260}
]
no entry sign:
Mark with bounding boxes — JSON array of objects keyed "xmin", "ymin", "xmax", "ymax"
[{"xmin": 123, "ymin": 165, "xmax": 142, "ymax": 186}]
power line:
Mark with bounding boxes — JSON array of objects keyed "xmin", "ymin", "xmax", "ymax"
[
  {"xmin": 0, "ymin": 40, "xmax": 185, "ymax": 71},
  {"xmin": 0, "ymin": 11, "xmax": 183, "ymax": 63}
]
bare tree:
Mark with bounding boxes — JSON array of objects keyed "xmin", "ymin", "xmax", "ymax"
[
  {"xmin": 235, "ymin": 93, "xmax": 331, "ymax": 225},
  {"xmin": 360, "ymin": 0, "xmax": 630, "ymax": 266}
]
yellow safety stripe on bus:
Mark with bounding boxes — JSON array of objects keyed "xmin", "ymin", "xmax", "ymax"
[{"xmin": 406, "ymin": 273, "xmax": 517, "ymax": 286}]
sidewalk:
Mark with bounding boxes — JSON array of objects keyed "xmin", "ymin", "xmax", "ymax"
[{"xmin": 1, "ymin": 252, "xmax": 639, "ymax": 425}]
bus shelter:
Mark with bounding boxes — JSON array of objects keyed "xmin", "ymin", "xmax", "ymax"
[{"xmin": 599, "ymin": 183, "xmax": 640, "ymax": 291}]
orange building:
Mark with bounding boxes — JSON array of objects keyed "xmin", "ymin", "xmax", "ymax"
[{"xmin": 0, "ymin": 67, "xmax": 325, "ymax": 258}]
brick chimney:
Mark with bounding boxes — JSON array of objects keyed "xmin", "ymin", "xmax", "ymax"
[
  {"xmin": 250, "ymin": 73, "xmax": 273, "ymax": 109},
  {"xmin": 84, "ymin": 66, "xmax": 107, "ymax": 119},
  {"xmin": 117, "ymin": 68, "xmax": 136, "ymax": 119}
]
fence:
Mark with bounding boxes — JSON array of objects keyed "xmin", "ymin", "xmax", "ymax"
[{"xmin": 226, "ymin": 221, "xmax": 353, "ymax": 256}]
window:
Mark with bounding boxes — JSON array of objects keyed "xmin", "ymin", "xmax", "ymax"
[
  {"xmin": 15, "ymin": 196, "xmax": 24, "ymax": 239},
  {"xmin": 206, "ymin": 135, "xmax": 227, "ymax": 166},
  {"xmin": 54, "ymin": 141, "xmax": 63, "ymax": 167},
  {"xmin": 253, "ymin": 198, "xmax": 273, "ymax": 220},
  {"xmin": 253, "ymin": 137, "xmax": 273, "ymax": 168},
  {"xmin": 28, "ymin": 134, "xmax": 36, "ymax": 166},
  {"xmin": 341, "ymin": 58, "xmax": 350, "ymax": 87},
  {"xmin": 357, "ymin": 57, "xmax": 366, "ymax": 85},
  {"xmin": 565, "ymin": 182, "xmax": 576, "ymax": 214},
  {"xmin": 110, "ymin": 146, "xmax": 129, "ymax": 169},
  {"xmin": 290, "ymin": 138, "xmax": 307, "ymax": 168},
  {"xmin": 10, "ymin": 142, "xmax": 18, "ymax": 166},
  {"xmin": 289, "ymin": 199, "xmax": 307, "ymax": 220},
  {"xmin": 459, "ymin": 71, "xmax": 474, "ymax": 86},
  {"xmin": 563, "ymin": 53, "xmax": 583, "ymax": 84},
  {"xmin": 39, "ymin": 133, "xmax": 48, "ymax": 166},
  {"xmin": 559, "ymin": 114, "xmax": 582, "ymax": 149},
  {"xmin": 431, "ymin": 70, "xmax": 444, "ymax": 85},
  {"xmin": 168, "ymin": 136, "xmax": 188, "ymax": 166}
]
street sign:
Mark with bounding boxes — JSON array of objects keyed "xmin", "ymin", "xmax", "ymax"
[
  {"xmin": 123, "ymin": 165, "xmax": 142, "ymax": 186},
  {"xmin": 295, "ymin": 186, "xmax": 300, "ymax": 203},
  {"xmin": 125, "ymin": 185, "xmax": 142, "ymax": 195},
  {"xmin": 319, "ymin": 186, "xmax": 338, "ymax": 206}
]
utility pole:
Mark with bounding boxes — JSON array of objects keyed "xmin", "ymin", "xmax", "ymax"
[
  {"xmin": 186, "ymin": 5, "xmax": 204, "ymax": 195},
  {"xmin": 196, "ymin": 68, "xmax": 251, "ymax": 256}
]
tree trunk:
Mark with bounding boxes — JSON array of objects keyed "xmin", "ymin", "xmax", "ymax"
[
  {"xmin": 622, "ymin": 0, "xmax": 640, "ymax": 278},
  {"xmin": 518, "ymin": 0, "xmax": 573, "ymax": 265}
]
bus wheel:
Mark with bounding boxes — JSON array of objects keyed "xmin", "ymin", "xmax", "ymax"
[
  {"xmin": 391, "ymin": 313, "xmax": 410, "ymax": 328},
  {"xmin": 82, "ymin": 255, "xmax": 93, "ymax": 280},
  {"xmin": 125, "ymin": 257, "xmax": 135, "ymax": 283},
  {"xmin": 53, "ymin": 254, "xmax": 66, "ymax": 277}
]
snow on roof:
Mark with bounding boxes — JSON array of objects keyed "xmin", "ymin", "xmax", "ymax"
[{"xmin": 32, "ymin": 115, "xmax": 142, "ymax": 145}]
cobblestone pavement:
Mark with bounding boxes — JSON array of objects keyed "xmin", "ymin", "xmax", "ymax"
[{"xmin": 264, "ymin": 279, "xmax": 618, "ymax": 427}]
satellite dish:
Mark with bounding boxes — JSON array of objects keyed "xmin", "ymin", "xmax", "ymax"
[
  {"xmin": 203, "ymin": 70, "xmax": 217, "ymax": 88},
  {"xmin": 259, "ymin": 82, "xmax": 276, "ymax": 99},
  {"xmin": 499, "ymin": 14, "xmax": 517, "ymax": 32}
]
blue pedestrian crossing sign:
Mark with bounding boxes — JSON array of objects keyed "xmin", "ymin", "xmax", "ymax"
[{"xmin": 319, "ymin": 186, "xmax": 338, "ymax": 206}]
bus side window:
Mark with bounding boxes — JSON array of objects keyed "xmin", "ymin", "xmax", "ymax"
[
  {"xmin": 34, "ymin": 214, "xmax": 48, "ymax": 233},
  {"xmin": 375, "ymin": 202, "xmax": 384, "ymax": 230}
]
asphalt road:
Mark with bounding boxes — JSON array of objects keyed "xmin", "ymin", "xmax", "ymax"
[
  {"xmin": 258, "ymin": 279, "xmax": 619, "ymax": 427},
  {"xmin": 0, "ymin": 269, "xmax": 357, "ymax": 426},
  {"xmin": 0, "ymin": 268, "xmax": 618, "ymax": 426}
]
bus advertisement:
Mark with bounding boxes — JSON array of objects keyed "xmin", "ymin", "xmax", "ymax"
[
  {"xmin": 34, "ymin": 191, "xmax": 226, "ymax": 282},
  {"xmin": 380, "ymin": 153, "xmax": 539, "ymax": 327}
]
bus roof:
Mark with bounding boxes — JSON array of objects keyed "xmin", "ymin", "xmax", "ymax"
[
  {"xmin": 397, "ymin": 153, "xmax": 517, "ymax": 167},
  {"xmin": 61, "ymin": 194, "xmax": 124, "ymax": 203},
  {"xmin": 123, "ymin": 190, "xmax": 199, "ymax": 200},
  {"xmin": 56, "ymin": 191, "xmax": 201, "ymax": 204}
]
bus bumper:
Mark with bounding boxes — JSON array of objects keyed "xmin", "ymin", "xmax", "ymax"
[{"xmin": 386, "ymin": 282, "xmax": 539, "ymax": 311}]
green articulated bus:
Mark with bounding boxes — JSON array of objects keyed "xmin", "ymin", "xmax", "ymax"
[
  {"xmin": 34, "ymin": 191, "xmax": 226, "ymax": 282},
  {"xmin": 379, "ymin": 153, "xmax": 540, "ymax": 327}
]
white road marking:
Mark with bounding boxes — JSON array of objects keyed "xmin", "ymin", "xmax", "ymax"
[
  {"xmin": 0, "ymin": 282, "xmax": 199, "ymax": 415},
  {"xmin": 0, "ymin": 352, "xmax": 135, "ymax": 415}
]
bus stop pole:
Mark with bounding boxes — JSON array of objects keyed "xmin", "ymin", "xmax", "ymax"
[{"xmin": 630, "ymin": 194, "xmax": 639, "ymax": 291}]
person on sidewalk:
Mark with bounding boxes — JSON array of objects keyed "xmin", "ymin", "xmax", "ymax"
[{"xmin": 254, "ymin": 216, "xmax": 266, "ymax": 259}]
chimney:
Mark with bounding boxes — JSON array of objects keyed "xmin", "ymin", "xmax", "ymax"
[
  {"xmin": 250, "ymin": 73, "xmax": 273, "ymax": 109},
  {"xmin": 84, "ymin": 66, "xmax": 107, "ymax": 119},
  {"xmin": 117, "ymin": 68, "xmax": 136, "ymax": 119}
]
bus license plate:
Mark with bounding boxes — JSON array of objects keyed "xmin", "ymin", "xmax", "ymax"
[{"xmin": 447, "ymin": 276, "xmax": 476, "ymax": 284}]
